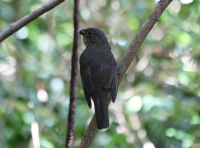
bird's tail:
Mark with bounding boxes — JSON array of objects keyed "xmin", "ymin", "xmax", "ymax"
[{"xmin": 94, "ymin": 96, "xmax": 109, "ymax": 130}]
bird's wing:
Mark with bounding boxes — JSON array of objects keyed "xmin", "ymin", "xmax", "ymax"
[
  {"xmin": 99, "ymin": 53, "xmax": 118, "ymax": 102},
  {"xmin": 80, "ymin": 53, "xmax": 94, "ymax": 108}
]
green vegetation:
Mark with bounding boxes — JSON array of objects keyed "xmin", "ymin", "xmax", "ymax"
[{"xmin": 0, "ymin": 0, "xmax": 199, "ymax": 147}]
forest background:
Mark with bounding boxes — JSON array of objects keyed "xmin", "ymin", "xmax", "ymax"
[{"xmin": 0, "ymin": 0, "xmax": 200, "ymax": 148}]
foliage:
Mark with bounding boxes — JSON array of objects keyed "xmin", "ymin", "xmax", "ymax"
[{"xmin": 0, "ymin": 0, "xmax": 200, "ymax": 147}]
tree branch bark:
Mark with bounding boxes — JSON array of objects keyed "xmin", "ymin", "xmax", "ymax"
[
  {"xmin": 66, "ymin": 0, "xmax": 80, "ymax": 147},
  {"xmin": 0, "ymin": 0, "xmax": 65, "ymax": 43},
  {"xmin": 78, "ymin": 0, "xmax": 173, "ymax": 147}
]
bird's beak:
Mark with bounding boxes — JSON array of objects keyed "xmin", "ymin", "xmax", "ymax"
[{"xmin": 79, "ymin": 29, "xmax": 86, "ymax": 35}]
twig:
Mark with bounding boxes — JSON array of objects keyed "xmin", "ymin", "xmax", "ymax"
[
  {"xmin": 0, "ymin": 0, "xmax": 65, "ymax": 43},
  {"xmin": 65, "ymin": 0, "xmax": 80, "ymax": 147},
  {"xmin": 78, "ymin": 0, "xmax": 173, "ymax": 147}
]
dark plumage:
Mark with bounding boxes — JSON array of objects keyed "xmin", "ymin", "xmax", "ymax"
[{"xmin": 79, "ymin": 28, "xmax": 118, "ymax": 130}]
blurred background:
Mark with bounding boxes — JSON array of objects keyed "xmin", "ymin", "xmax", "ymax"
[{"xmin": 0, "ymin": 0, "xmax": 200, "ymax": 147}]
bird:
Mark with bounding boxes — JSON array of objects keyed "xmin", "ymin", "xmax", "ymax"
[{"xmin": 79, "ymin": 28, "xmax": 118, "ymax": 130}]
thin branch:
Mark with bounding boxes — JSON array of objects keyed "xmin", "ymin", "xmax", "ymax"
[
  {"xmin": 0, "ymin": 0, "xmax": 65, "ymax": 43},
  {"xmin": 78, "ymin": 0, "xmax": 173, "ymax": 147},
  {"xmin": 66, "ymin": 0, "xmax": 80, "ymax": 147}
]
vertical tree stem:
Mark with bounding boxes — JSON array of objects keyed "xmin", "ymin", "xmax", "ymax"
[{"xmin": 66, "ymin": 0, "xmax": 80, "ymax": 147}]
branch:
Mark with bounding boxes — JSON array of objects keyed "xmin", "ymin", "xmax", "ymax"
[
  {"xmin": 65, "ymin": 0, "xmax": 80, "ymax": 147},
  {"xmin": 78, "ymin": 0, "xmax": 173, "ymax": 147},
  {"xmin": 0, "ymin": 0, "xmax": 65, "ymax": 43}
]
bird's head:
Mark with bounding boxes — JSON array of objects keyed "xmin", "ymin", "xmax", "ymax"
[{"xmin": 79, "ymin": 28, "xmax": 108, "ymax": 47}]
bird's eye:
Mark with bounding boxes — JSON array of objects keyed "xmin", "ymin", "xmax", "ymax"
[{"xmin": 88, "ymin": 31, "xmax": 92, "ymax": 35}]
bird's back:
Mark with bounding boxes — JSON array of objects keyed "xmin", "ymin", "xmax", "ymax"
[{"xmin": 79, "ymin": 28, "xmax": 118, "ymax": 129}]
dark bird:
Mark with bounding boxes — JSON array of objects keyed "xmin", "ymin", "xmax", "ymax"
[{"xmin": 79, "ymin": 28, "xmax": 118, "ymax": 130}]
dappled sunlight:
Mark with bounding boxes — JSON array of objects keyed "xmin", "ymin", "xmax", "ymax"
[
  {"xmin": 163, "ymin": 76, "xmax": 178, "ymax": 86},
  {"xmin": 151, "ymin": 27, "xmax": 164, "ymax": 41},
  {"xmin": 143, "ymin": 67, "xmax": 154, "ymax": 76},
  {"xmin": 120, "ymin": 84, "xmax": 144, "ymax": 100},
  {"xmin": 126, "ymin": 134, "xmax": 135, "ymax": 143},
  {"xmin": 117, "ymin": 38, "xmax": 127, "ymax": 46},
  {"xmin": 49, "ymin": 77, "xmax": 64, "ymax": 92},
  {"xmin": 168, "ymin": 0, "xmax": 181, "ymax": 15},
  {"xmin": 111, "ymin": 1, "xmax": 121, "ymax": 12},
  {"xmin": 44, "ymin": 118, "xmax": 55, "ymax": 127},
  {"xmin": 23, "ymin": 112, "xmax": 34, "ymax": 124},
  {"xmin": 88, "ymin": 0, "xmax": 106, "ymax": 12},
  {"xmin": 0, "ymin": 63, "xmax": 16, "ymax": 76},
  {"xmin": 31, "ymin": 122, "xmax": 40, "ymax": 148},
  {"xmin": 37, "ymin": 34, "xmax": 55, "ymax": 52},
  {"xmin": 28, "ymin": 101, "xmax": 34, "ymax": 108},
  {"xmin": 126, "ymin": 95, "xmax": 142, "ymax": 113},
  {"xmin": 15, "ymin": 26, "xmax": 29, "ymax": 40},
  {"xmin": 0, "ymin": 56, "xmax": 16, "ymax": 81},
  {"xmin": 178, "ymin": 72, "xmax": 189, "ymax": 85},
  {"xmin": 181, "ymin": 50, "xmax": 197, "ymax": 72},
  {"xmin": 110, "ymin": 101, "xmax": 128, "ymax": 134},
  {"xmin": 37, "ymin": 89, "xmax": 48, "ymax": 102},
  {"xmin": 136, "ymin": 57, "xmax": 149, "ymax": 72},
  {"xmin": 80, "ymin": 8, "xmax": 90, "ymax": 21},
  {"xmin": 116, "ymin": 125, "xmax": 126, "ymax": 134},
  {"xmin": 143, "ymin": 142, "xmax": 155, "ymax": 148},
  {"xmin": 180, "ymin": 0, "xmax": 193, "ymax": 4},
  {"xmin": 129, "ymin": 113, "xmax": 141, "ymax": 130},
  {"xmin": 111, "ymin": 13, "xmax": 120, "ymax": 22},
  {"xmin": 138, "ymin": 129, "xmax": 146, "ymax": 139}
]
